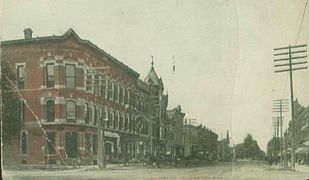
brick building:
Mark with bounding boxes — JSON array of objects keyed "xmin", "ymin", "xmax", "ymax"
[
  {"xmin": 166, "ymin": 105, "xmax": 185, "ymax": 158},
  {"xmin": 1, "ymin": 28, "xmax": 168, "ymax": 165},
  {"xmin": 184, "ymin": 124, "xmax": 218, "ymax": 159}
]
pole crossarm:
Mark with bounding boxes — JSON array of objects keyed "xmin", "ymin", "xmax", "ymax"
[
  {"xmin": 275, "ymin": 67, "xmax": 307, "ymax": 73},
  {"xmin": 274, "ymin": 61, "xmax": 307, "ymax": 67},
  {"xmin": 274, "ymin": 44, "xmax": 307, "ymax": 51}
]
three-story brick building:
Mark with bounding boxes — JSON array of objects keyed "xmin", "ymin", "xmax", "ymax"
[{"xmin": 1, "ymin": 28, "xmax": 168, "ymax": 165}]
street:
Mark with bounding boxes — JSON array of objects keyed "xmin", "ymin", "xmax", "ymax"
[{"xmin": 3, "ymin": 161, "xmax": 309, "ymax": 180}]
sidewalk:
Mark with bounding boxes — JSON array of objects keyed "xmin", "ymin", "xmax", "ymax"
[{"xmin": 295, "ymin": 164, "xmax": 309, "ymax": 172}]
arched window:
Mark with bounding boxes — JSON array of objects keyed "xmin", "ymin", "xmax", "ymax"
[
  {"xmin": 84, "ymin": 103, "xmax": 90, "ymax": 124},
  {"xmin": 66, "ymin": 101, "xmax": 76, "ymax": 122},
  {"xmin": 46, "ymin": 99, "xmax": 55, "ymax": 122},
  {"xmin": 21, "ymin": 131, "xmax": 27, "ymax": 154}
]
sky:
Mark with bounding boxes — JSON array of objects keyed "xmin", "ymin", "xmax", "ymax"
[{"xmin": 1, "ymin": 0, "xmax": 309, "ymax": 151}]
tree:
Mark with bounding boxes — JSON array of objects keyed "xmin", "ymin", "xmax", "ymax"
[
  {"xmin": 266, "ymin": 137, "xmax": 281, "ymax": 164},
  {"xmin": 235, "ymin": 134, "xmax": 265, "ymax": 160},
  {"xmin": 1, "ymin": 60, "xmax": 21, "ymax": 141}
]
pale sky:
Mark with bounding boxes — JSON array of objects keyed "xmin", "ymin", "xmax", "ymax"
[{"xmin": 1, "ymin": 0, "xmax": 309, "ymax": 151}]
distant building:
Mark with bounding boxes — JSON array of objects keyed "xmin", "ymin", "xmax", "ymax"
[
  {"xmin": 195, "ymin": 125, "xmax": 218, "ymax": 160},
  {"xmin": 166, "ymin": 105, "xmax": 185, "ymax": 158},
  {"xmin": 184, "ymin": 124, "xmax": 199, "ymax": 158},
  {"xmin": 184, "ymin": 123, "xmax": 218, "ymax": 159}
]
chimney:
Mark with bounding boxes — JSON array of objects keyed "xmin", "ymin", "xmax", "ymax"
[{"xmin": 23, "ymin": 28, "xmax": 33, "ymax": 39}]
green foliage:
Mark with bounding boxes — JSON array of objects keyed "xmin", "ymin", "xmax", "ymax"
[
  {"xmin": 1, "ymin": 60, "xmax": 21, "ymax": 141},
  {"xmin": 266, "ymin": 137, "xmax": 282, "ymax": 164},
  {"xmin": 235, "ymin": 134, "xmax": 265, "ymax": 160}
]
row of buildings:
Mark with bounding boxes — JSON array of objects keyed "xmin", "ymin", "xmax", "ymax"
[
  {"xmin": 269, "ymin": 99, "xmax": 309, "ymax": 165},
  {"xmin": 2, "ymin": 28, "xmax": 219, "ymax": 165}
]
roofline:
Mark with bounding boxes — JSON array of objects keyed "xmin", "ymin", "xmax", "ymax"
[{"xmin": 1, "ymin": 29, "xmax": 140, "ymax": 78}]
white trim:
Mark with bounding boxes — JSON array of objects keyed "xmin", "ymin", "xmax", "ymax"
[{"xmin": 15, "ymin": 62, "xmax": 26, "ymax": 68}]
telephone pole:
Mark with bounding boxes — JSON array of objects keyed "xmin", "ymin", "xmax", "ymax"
[
  {"xmin": 272, "ymin": 99, "xmax": 288, "ymax": 165},
  {"xmin": 273, "ymin": 44, "xmax": 307, "ymax": 170},
  {"xmin": 272, "ymin": 117, "xmax": 280, "ymax": 163}
]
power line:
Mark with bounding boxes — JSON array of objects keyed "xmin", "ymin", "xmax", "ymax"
[
  {"xmin": 296, "ymin": 0, "xmax": 309, "ymax": 43},
  {"xmin": 273, "ymin": 44, "xmax": 307, "ymax": 170},
  {"xmin": 2, "ymin": 73, "xmax": 67, "ymax": 163}
]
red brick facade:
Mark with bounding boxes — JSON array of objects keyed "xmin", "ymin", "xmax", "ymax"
[{"xmin": 1, "ymin": 28, "xmax": 168, "ymax": 165}]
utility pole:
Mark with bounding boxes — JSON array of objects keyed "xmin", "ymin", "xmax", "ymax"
[
  {"xmin": 273, "ymin": 99, "xmax": 288, "ymax": 165},
  {"xmin": 273, "ymin": 44, "xmax": 307, "ymax": 170},
  {"xmin": 272, "ymin": 117, "xmax": 280, "ymax": 164}
]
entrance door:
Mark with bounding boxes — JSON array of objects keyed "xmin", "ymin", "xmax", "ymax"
[{"xmin": 65, "ymin": 131, "xmax": 78, "ymax": 158}]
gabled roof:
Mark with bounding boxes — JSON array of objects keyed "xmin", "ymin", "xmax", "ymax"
[
  {"xmin": 1, "ymin": 28, "xmax": 140, "ymax": 78},
  {"xmin": 144, "ymin": 61, "xmax": 164, "ymax": 87}
]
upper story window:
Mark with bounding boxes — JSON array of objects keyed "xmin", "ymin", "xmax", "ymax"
[
  {"xmin": 45, "ymin": 99, "xmax": 55, "ymax": 122},
  {"xmin": 65, "ymin": 64, "xmax": 75, "ymax": 88},
  {"xmin": 84, "ymin": 103, "xmax": 90, "ymax": 124},
  {"xmin": 124, "ymin": 89, "xmax": 129, "ymax": 105},
  {"xmin": 119, "ymin": 86, "xmax": 124, "ymax": 104},
  {"xmin": 66, "ymin": 101, "xmax": 76, "ymax": 122},
  {"xmin": 19, "ymin": 100, "xmax": 25, "ymax": 121},
  {"xmin": 17, "ymin": 65, "xmax": 25, "ymax": 89},
  {"xmin": 113, "ymin": 112, "xmax": 118, "ymax": 129},
  {"xmin": 114, "ymin": 84, "xmax": 119, "ymax": 102},
  {"xmin": 46, "ymin": 63, "xmax": 55, "ymax": 88},
  {"xmin": 86, "ymin": 70, "xmax": 91, "ymax": 92},
  {"xmin": 119, "ymin": 115, "xmax": 123, "ymax": 130},
  {"xmin": 107, "ymin": 80, "xmax": 113, "ymax": 100},
  {"xmin": 100, "ymin": 79, "xmax": 106, "ymax": 98},
  {"xmin": 94, "ymin": 106, "xmax": 97, "ymax": 126}
]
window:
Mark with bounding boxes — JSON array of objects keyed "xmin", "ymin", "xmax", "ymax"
[
  {"xmin": 17, "ymin": 65, "xmax": 25, "ymax": 89},
  {"xmin": 94, "ymin": 106, "xmax": 97, "ymax": 125},
  {"xmin": 101, "ymin": 79, "xmax": 106, "ymax": 98},
  {"xmin": 107, "ymin": 110, "xmax": 113, "ymax": 128},
  {"xmin": 101, "ymin": 107, "xmax": 106, "ymax": 127},
  {"xmin": 65, "ymin": 64, "xmax": 75, "ymax": 88},
  {"xmin": 124, "ymin": 115, "xmax": 129, "ymax": 131},
  {"xmin": 65, "ymin": 132, "xmax": 78, "ymax": 158},
  {"xmin": 85, "ymin": 133, "xmax": 92, "ymax": 154},
  {"xmin": 19, "ymin": 100, "xmax": 25, "ymax": 121},
  {"xmin": 107, "ymin": 80, "xmax": 113, "ymax": 100},
  {"xmin": 86, "ymin": 70, "xmax": 92, "ymax": 92},
  {"xmin": 46, "ymin": 99, "xmax": 55, "ymax": 122},
  {"xmin": 124, "ymin": 89, "xmax": 128, "ymax": 105},
  {"xmin": 119, "ymin": 86, "xmax": 123, "ymax": 104},
  {"xmin": 113, "ymin": 112, "xmax": 118, "ymax": 129},
  {"xmin": 92, "ymin": 134, "xmax": 97, "ymax": 155},
  {"xmin": 84, "ymin": 103, "xmax": 90, "ymax": 124},
  {"xmin": 94, "ymin": 75, "xmax": 99, "ymax": 95},
  {"xmin": 114, "ymin": 84, "xmax": 118, "ymax": 102},
  {"xmin": 21, "ymin": 131, "xmax": 27, "ymax": 154},
  {"xmin": 129, "ymin": 117, "xmax": 133, "ymax": 132},
  {"xmin": 119, "ymin": 115, "xmax": 123, "ymax": 130},
  {"xmin": 46, "ymin": 63, "xmax": 55, "ymax": 88},
  {"xmin": 46, "ymin": 132, "xmax": 56, "ymax": 154},
  {"xmin": 66, "ymin": 101, "xmax": 76, "ymax": 122}
]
